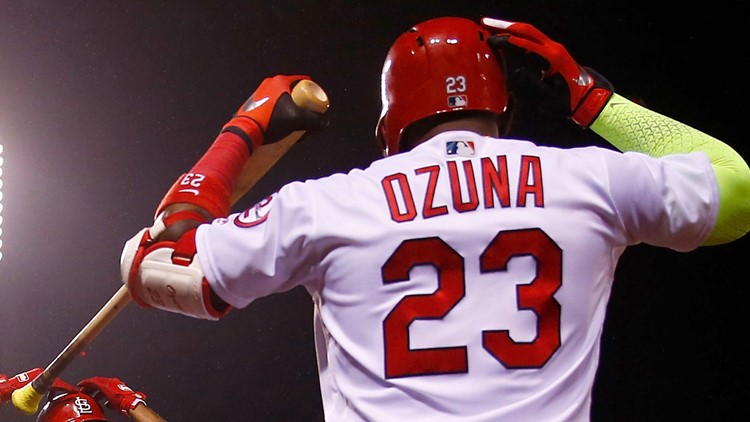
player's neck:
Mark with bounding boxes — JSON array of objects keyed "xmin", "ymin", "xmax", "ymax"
[{"xmin": 410, "ymin": 116, "xmax": 500, "ymax": 148}]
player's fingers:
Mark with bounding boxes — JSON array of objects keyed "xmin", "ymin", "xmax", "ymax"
[
  {"xmin": 488, "ymin": 35, "xmax": 552, "ymax": 74},
  {"xmin": 482, "ymin": 18, "xmax": 550, "ymax": 45}
]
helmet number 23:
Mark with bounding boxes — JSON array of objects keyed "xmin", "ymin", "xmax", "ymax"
[
  {"xmin": 381, "ymin": 229, "xmax": 562, "ymax": 378},
  {"xmin": 445, "ymin": 76, "xmax": 467, "ymax": 93}
]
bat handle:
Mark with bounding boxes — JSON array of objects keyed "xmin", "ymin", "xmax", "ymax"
[{"xmin": 11, "ymin": 382, "xmax": 46, "ymax": 415}]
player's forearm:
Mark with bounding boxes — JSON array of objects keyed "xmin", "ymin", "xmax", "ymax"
[{"xmin": 591, "ymin": 93, "xmax": 750, "ymax": 245}]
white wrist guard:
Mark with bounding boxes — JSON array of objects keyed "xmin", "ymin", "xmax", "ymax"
[{"xmin": 120, "ymin": 223, "xmax": 230, "ymax": 321}]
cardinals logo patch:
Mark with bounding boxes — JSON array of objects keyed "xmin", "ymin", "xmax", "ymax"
[
  {"xmin": 73, "ymin": 396, "xmax": 95, "ymax": 415},
  {"xmin": 235, "ymin": 193, "xmax": 276, "ymax": 228}
]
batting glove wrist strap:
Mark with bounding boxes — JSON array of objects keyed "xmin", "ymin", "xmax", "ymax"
[{"xmin": 571, "ymin": 67, "xmax": 613, "ymax": 127}]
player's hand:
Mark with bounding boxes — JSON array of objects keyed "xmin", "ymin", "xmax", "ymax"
[
  {"xmin": 153, "ymin": 75, "xmax": 329, "ymax": 220},
  {"xmin": 0, "ymin": 368, "xmax": 42, "ymax": 404},
  {"xmin": 78, "ymin": 377, "xmax": 147, "ymax": 416},
  {"xmin": 481, "ymin": 17, "xmax": 613, "ymax": 128},
  {"xmin": 221, "ymin": 75, "xmax": 329, "ymax": 152}
]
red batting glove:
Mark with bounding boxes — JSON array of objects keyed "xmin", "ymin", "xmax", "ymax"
[
  {"xmin": 221, "ymin": 74, "xmax": 328, "ymax": 151},
  {"xmin": 481, "ymin": 17, "xmax": 613, "ymax": 128},
  {"xmin": 78, "ymin": 377, "xmax": 147, "ymax": 416},
  {"xmin": 0, "ymin": 368, "xmax": 42, "ymax": 404},
  {"xmin": 155, "ymin": 75, "xmax": 328, "ymax": 220}
]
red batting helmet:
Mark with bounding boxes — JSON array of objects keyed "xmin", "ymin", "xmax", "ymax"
[
  {"xmin": 376, "ymin": 16, "xmax": 510, "ymax": 156},
  {"xmin": 37, "ymin": 390, "xmax": 109, "ymax": 422}
]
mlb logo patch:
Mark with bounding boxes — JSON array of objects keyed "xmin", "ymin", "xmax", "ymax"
[
  {"xmin": 448, "ymin": 95, "xmax": 467, "ymax": 107},
  {"xmin": 446, "ymin": 140, "xmax": 475, "ymax": 157}
]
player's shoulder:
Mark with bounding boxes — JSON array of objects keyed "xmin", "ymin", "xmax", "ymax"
[{"xmin": 275, "ymin": 166, "xmax": 374, "ymax": 203}]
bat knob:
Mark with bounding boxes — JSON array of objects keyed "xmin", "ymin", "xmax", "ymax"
[
  {"xmin": 12, "ymin": 383, "xmax": 45, "ymax": 415},
  {"xmin": 291, "ymin": 79, "xmax": 330, "ymax": 113}
]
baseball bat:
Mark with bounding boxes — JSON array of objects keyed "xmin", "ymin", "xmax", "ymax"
[
  {"xmin": 11, "ymin": 79, "xmax": 330, "ymax": 415},
  {"xmin": 11, "ymin": 285, "xmax": 131, "ymax": 414}
]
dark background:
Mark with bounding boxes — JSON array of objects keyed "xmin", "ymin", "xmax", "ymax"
[{"xmin": 1, "ymin": 1, "xmax": 747, "ymax": 421}]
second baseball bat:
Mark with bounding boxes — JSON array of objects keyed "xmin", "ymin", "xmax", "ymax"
[{"xmin": 11, "ymin": 285, "xmax": 131, "ymax": 414}]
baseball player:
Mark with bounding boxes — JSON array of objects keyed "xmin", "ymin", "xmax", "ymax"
[
  {"xmin": 1, "ymin": 368, "xmax": 165, "ymax": 421},
  {"xmin": 119, "ymin": 16, "xmax": 750, "ymax": 421}
]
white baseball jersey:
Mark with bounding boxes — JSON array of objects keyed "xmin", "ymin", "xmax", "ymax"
[{"xmin": 196, "ymin": 130, "xmax": 718, "ymax": 422}]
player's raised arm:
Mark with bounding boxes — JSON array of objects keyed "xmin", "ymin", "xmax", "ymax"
[
  {"xmin": 590, "ymin": 95, "xmax": 750, "ymax": 245},
  {"xmin": 154, "ymin": 74, "xmax": 328, "ymax": 224},
  {"xmin": 482, "ymin": 17, "xmax": 750, "ymax": 245},
  {"xmin": 119, "ymin": 75, "xmax": 329, "ymax": 320}
]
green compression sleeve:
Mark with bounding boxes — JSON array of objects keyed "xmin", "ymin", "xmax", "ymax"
[{"xmin": 590, "ymin": 93, "xmax": 750, "ymax": 245}]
